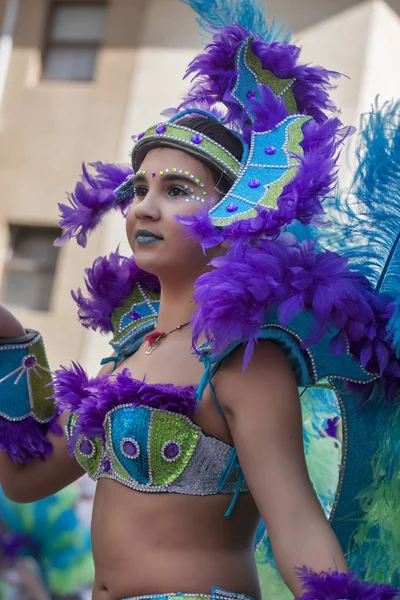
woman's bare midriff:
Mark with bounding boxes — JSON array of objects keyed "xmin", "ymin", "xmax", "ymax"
[{"xmin": 91, "ymin": 478, "xmax": 261, "ymax": 600}]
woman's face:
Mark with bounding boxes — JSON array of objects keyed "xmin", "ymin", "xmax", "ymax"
[{"xmin": 125, "ymin": 147, "xmax": 219, "ymax": 280}]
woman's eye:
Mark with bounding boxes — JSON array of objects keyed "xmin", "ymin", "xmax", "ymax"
[
  {"xmin": 133, "ymin": 185, "xmax": 148, "ymax": 199},
  {"xmin": 168, "ymin": 185, "xmax": 188, "ymax": 198}
]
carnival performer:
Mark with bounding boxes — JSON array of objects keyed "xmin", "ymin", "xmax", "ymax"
[{"xmin": 0, "ymin": 1, "xmax": 399, "ymax": 599}]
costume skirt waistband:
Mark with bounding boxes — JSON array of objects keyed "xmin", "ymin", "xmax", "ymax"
[{"xmin": 122, "ymin": 586, "xmax": 254, "ymax": 600}]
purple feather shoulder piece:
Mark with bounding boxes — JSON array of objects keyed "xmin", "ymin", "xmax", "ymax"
[
  {"xmin": 71, "ymin": 251, "xmax": 160, "ymax": 335},
  {"xmin": 190, "ymin": 234, "xmax": 400, "ymax": 399}
]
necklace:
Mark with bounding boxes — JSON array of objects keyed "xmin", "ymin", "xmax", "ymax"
[{"xmin": 144, "ymin": 321, "xmax": 191, "ymax": 355}]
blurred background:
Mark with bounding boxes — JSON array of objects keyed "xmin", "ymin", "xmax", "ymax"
[{"xmin": 0, "ymin": 0, "xmax": 399, "ymax": 597}]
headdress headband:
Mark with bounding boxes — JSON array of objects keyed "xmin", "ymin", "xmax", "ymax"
[{"xmin": 132, "ymin": 122, "xmax": 242, "ymax": 180}]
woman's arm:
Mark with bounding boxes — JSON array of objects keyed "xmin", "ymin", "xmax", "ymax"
[
  {"xmin": 214, "ymin": 340, "xmax": 346, "ymax": 597},
  {"xmin": 0, "ymin": 410, "xmax": 84, "ymax": 503},
  {"xmin": 0, "ymin": 305, "xmax": 84, "ymax": 502}
]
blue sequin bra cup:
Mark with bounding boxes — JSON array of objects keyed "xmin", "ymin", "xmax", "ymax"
[
  {"xmin": 61, "ymin": 370, "xmax": 248, "ymax": 500},
  {"xmin": 121, "ymin": 586, "xmax": 255, "ymax": 600}
]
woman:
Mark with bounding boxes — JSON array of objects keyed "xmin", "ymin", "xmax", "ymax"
[{"xmin": 0, "ymin": 2, "xmax": 399, "ymax": 599}]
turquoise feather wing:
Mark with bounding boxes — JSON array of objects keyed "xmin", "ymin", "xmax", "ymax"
[{"xmin": 179, "ymin": 0, "xmax": 290, "ymax": 42}]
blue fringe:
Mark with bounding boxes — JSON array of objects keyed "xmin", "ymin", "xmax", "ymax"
[
  {"xmin": 179, "ymin": 0, "xmax": 291, "ymax": 43},
  {"xmin": 319, "ymin": 99, "xmax": 400, "ymax": 299}
]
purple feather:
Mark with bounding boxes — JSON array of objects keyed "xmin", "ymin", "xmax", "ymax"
[
  {"xmin": 55, "ymin": 162, "xmax": 133, "ymax": 248},
  {"xmin": 181, "ymin": 24, "xmax": 341, "ymax": 122},
  {"xmin": 295, "ymin": 568, "xmax": 400, "ymax": 600},
  {"xmin": 52, "ymin": 364, "xmax": 197, "ymax": 450},
  {"xmin": 191, "ymin": 235, "xmax": 400, "ymax": 394},
  {"xmin": 0, "ymin": 413, "xmax": 62, "ymax": 464},
  {"xmin": 71, "ymin": 252, "xmax": 160, "ymax": 334}
]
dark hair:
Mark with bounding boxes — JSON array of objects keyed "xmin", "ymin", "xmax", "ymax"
[
  {"xmin": 132, "ymin": 116, "xmax": 244, "ymax": 196},
  {"xmin": 175, "ymin": 116, "xmax": 244, "ymax": 195}
]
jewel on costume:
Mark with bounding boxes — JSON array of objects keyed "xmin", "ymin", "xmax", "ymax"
[
  {"xmin": 129, "ymin": 311, "xmax": 142, "ymax": 321},
  {"xmin": 23, "ymin": 355, "xmax": 37, "ymax": 369},
  {"xmin": 248, "ymin": 179, "xmax": 261, "ymax": 188},
  {"xmin": 191, "ymin": 134, "xmax": 203, "ymax": 144},
  {"xmin": 102, "ymin": 458, "xmax": 111, "ymax": 472},
  {"xmin": 156, "ymin": 124, "xmax": 167, "ymax": 134},
  {"xmin": 161, "ymin": 440, "xmax": 181, "ymax": 462},
  {"xmin": 121, "ymin": 438, "xmax": 140, "ymax": 459},
  {"xmin": 79, "ymin": 438, "xmax": 94, "ymax": 457}
]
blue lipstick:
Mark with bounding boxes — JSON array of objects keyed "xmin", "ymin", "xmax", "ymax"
[{"xmin": 135, "ymin": 229, "xmax": 163, "ymax": 245}]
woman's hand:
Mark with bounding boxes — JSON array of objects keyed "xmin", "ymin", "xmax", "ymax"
[{"xmin": 0, "ymin": 304, "xmax": 25, "ymax": 338}]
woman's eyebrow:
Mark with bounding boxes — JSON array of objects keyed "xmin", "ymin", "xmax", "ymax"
[
  {"xmin": 131, "ymin": 174, "xmax": 147, "ymax": 186},
  {"xmin": 131, "ymin": 172, "xmax": 203, "ymax": 187},
  {"xmin": 161, "ymin": 173, "xmax": 202, "ymax": 187}
]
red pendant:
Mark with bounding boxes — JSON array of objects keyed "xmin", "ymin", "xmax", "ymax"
[{"xmin": 144, "ymin": 330, "xmax": 165, "ymax": 346}]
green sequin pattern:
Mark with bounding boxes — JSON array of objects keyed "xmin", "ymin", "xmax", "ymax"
[
  {"xmin": 245, "ymin": 41, "xmax": 298, "ymax": 115},
  {"xmin": 132, "ymin": 124, "xmax": 242, "ymax": 180},
  {"xmin": 30, "ymin": 338, "xmax": 55, "ymax": 421},
  {"xmin": 149, "ymin": 410, "xmax": 200, "ymax": 486}
]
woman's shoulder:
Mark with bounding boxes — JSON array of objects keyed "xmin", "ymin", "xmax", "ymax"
[{"xmin": 210, "ymin": 340, "xmax": 299, "ymax": 417}]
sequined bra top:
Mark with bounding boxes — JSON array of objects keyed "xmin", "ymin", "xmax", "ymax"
[{"xmin": 63, "ymin": 368, "xmax": 248, "ymax": 502}]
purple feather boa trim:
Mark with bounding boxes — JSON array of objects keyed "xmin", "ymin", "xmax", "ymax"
[
  {"xmin": 72, "ymin": 252, "xmax": 160, "ymax": 334},
  {"xmin": 191, "ymin": 235, "xmax": 400, "ymax": 399},
  {"xmin": 295, "ymin": 568, "xmax": 400, "ymax": 600},
  {"xmin": 52, "ymin": 362, "xmax": 197, "ymax": 451},
  {"xmin": 0, "ymin": 413, "xmax": 62, "ymax": 464},
  {"xmin": 55, "ymin": 162, "xmax": 134, "ymax": 248}
]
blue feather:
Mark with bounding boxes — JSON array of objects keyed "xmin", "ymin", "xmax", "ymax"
[
  {"xmin": 179, "ymin": 0, "xmax": 291, "ymax": 43},
  {"xmin": 388, "ymin": 297, "xmax": 400, "ymax": 358},
  {"xmin": 319, "ymin": 100, "xmax": 400, "ymax": 299}
]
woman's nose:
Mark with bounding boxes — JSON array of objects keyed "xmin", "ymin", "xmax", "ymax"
[{"xmin": 132, "ymin": 192, "xmax": 161, "ymax": 220}]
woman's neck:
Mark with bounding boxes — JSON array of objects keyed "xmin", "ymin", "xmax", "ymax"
[{"xmin": 155, "ymin": 280, "xmax": 197, "ymax": 333}]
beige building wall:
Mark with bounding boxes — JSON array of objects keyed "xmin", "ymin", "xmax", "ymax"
[
  {"xmin": 1, "ymin": 0, "xmax": 400, "ymax": 374},
  {"xmin": 0, "ymin": 0, "xmax": 148, "ymax": 367}
]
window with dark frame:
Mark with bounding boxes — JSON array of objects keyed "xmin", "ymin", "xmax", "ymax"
[
  {"xmin": 1, "ymin": 225, "xmax": 62, "ymax": 312},
  {"xmin": 43, "ymin": 2, "xmax": 108, "ymax": 81}
]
